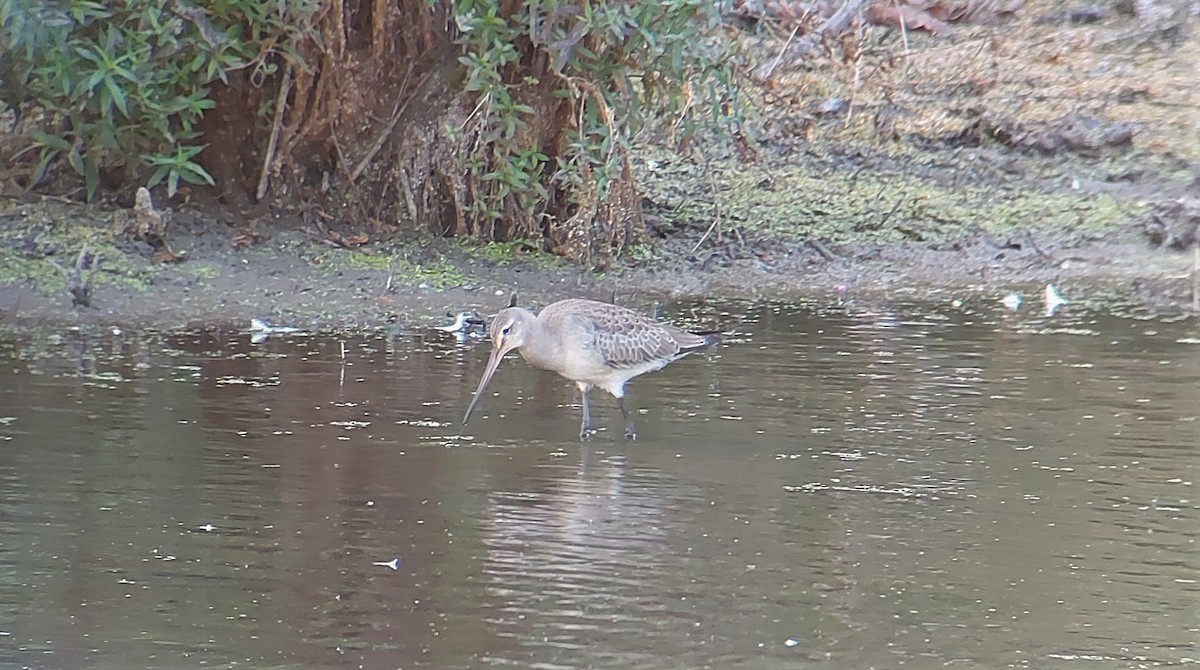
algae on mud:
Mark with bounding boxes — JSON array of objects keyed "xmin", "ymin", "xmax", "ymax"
[
  {"xmin": 0, "ymin": 183, "xmax": 1193, "ymax": 331},
  {"xmin": 4, "ymin": 2, "xmax": 1200, "ymax": 326},
  {"xmin": 635, "ymin": 151, "xmax": 1139, "ymax": 248}
]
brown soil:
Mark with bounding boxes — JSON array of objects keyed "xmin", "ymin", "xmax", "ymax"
[{"xmin": 2, "ymin": 3, "xmax": 1199, "ymax": 330}]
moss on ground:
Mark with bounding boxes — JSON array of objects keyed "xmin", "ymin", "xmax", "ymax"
[
  {"xmin": 454, "ymin": 238, "xmax": 568, "ymax": 271},
  {"xmin": 342, "ymin": 251, "xmax": 393, "ymax": 271},
  {"xmin": 338, "ymin": 248, "xmax": 470, "ymax": 289},
  {"xmin": 0, "ymin": 200, "xmax": 152, "ymax": 294},
  {"xmin": 635, "ymin": 147, "xmax": 1146, "ymax": 248}
]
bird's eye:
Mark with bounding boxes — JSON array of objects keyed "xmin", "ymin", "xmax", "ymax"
[{"xmin": 501, "ymin": 326, "xmax": 511, "ymax": 336}]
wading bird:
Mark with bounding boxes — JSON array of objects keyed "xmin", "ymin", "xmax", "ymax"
[{"xmin": 462, "ymin": 298, "xmax": 719, "ymax": 439}]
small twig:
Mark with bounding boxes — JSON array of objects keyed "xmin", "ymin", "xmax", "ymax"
[
  {"xmin": 564, "ymin": 76, "xmax": 619, "ymax": 162},
  {"xmin": 30, "ymin": 193, "xmax": 79, "ymax": 205},
  {"xmin": 761, "ymin": 24, "xmax": 801, "ymax": 81},
  {"xmin": 896, "ymin": 0, "xmax": 911, "ymax": 53},
  {"xmin": 330, "ymin": 131, "xmax": 352, "ymax": 181},
  {"xmin": 708, "ymin": 167, "xmax": 722, "ymax": 246},
  {"xmin": 462, "ymin": 90, "xmax": 492, "ymax": 131},
  {"xmin": 690, "ymin": 219, "xmax": 720, "ymax": 257},
  {"xmin": 1023, "ymin": 230, "xmax": 1053, "ymax": 260},
  {"xmin": 81, "ymin": 252, "xmax": 101, "ymax": 294},
  {"xmin": 338, "ymin": 340, "xmax": 347, "ymax": 389},
  {"xmin": 731, "ymin": 223, "xmax": 746, "ymax": 248},
  {"xmin": 843, "ymin": 52, "xmax": 864, "ymax": 130},
  {"xmin": 384, "ymin": 256, "xmax": 397, "ymax": 294},
  {"xmin": 754, "ymin": 0, "xmax": 868, "ymax": 77},
  {"xmin": 47, "ymin": 244, "xmax": 101, "ymax": 308},
  {"xmin": 976, "ymin": 231, "xmax": 1008, "ymax": 250},
  {"xmin": 349, "ymin": 66, "xmax": 425, "ymax": 184},
  {"xmin": 691, "ymin": 164, "xmax": 724, "ymax": 255},
  {"xmin": 256, "ymin": 63, "xmax": 293, "ymax": 201},
  {"xmin": 669, "ymin": 82, "xmax": 695, "ymax": 142},
  {"xmin": 1192, "ymin": 241, "xmax": 1199, "ymax": 312},
  {"xmin": 878, "ymin": 195, "xmax": 905, "ymax": 229},
  {"xmin": 807, "ymin": 239, "xmax": 839, "ymax": 263},
  {"xmin": 894, "ymin": 0, "xmax": 918, "ymax": 86}
]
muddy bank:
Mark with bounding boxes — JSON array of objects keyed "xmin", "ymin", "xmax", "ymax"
[
  {"xmin": 5, "ymin": 138, "xmax": 1200, "ymax": 330},
  {"xmin": 5, "ymin": 5, "xmax": 1200, "ymax": 330},
  {"xmin": 0, "ymin": 198, "xmax": 577, "ymax": 331},
  {"xmin": 0, "ymin": 189, "xmax": 1196, "ymax": 333}
]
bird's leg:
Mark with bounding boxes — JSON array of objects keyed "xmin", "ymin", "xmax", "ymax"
[
  {"xmin": 577, "ymin": 383, "xmax": 592, "ymax": 440},
  {"xmin": 617, "ymin": 397, "xmax": 636, "ymax": 441}
]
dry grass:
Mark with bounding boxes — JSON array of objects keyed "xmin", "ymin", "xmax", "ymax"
[{"xmin": 740, "ymin": 3, "xmax": 1200, "ymax": 157}]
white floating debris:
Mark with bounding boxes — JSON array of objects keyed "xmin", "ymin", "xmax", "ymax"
[
  {"xmin": 1001, "ymin": 293, "xmax": 1022, "ymax": 311},
  {"xmin": 373, "ymin": 558, "xmax": 401, "ymax": 571},
  {"xmin": 785, "ymin": 638, "xmax": 800, "ymax": 647},
  {"xmin": 784, "ymin": 482, "xmax": 921, "ymax": 497},
  {"xmin": 214, "ymin": 375, "xmax": 281, "ymax": 388},
  {"xmin": 1044, "ymin": 283, "xmax": 1068, "ymax": 316},
  {"xmin": 250, "ymin": 318, "xmax": 301, "ymax": 334},
  {"xmin": 198, "ymin": 524, "xmax": 216, "ymax": 532},
  {"xmin": 435, "ymin": 311, "xmax": 485, "ymax": 334},
  {"xmin": 395, "ymin": 419, "xmax": 446, "ymax": 428},
  {"xmin": 250, "ymin": 318, "xmax": 303, "ymax": 343}
]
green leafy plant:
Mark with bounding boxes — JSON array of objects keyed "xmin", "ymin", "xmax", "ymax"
[
  {"xmin": 145, "ymin": 144, "xmax": 214, "ymax": 197},
  {"xmin": 0, "ymin": 0, "xmax": 317, "ymax": 200},
  {"xmin": 445, "ymin": 0, "xmax": 736, "ymax": 247}
]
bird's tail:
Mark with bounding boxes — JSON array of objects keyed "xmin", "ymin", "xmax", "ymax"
[{"xmin": 682, "ymin": 330, "xmax": 722, "ymax": 354}]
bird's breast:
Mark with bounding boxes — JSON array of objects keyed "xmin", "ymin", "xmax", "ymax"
[
  {"xmin": 519, "ymin": 343, "xmax": 607, "ymax": 381},
  {"xmin": 517, "ymin": 344, "xmax": 570, "ymax": 373}
]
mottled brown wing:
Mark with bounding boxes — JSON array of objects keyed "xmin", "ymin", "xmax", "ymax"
[
  {"xmin": 539, "ymin": 298, "xmax": 712, "ymax": 370},
  {"xmin": 561, "ymin": 300, "xmax": 687, "ymax": 370},
  {"xmin": 594, "ymin": 320, "xmax": 684, "ymax": 369}
]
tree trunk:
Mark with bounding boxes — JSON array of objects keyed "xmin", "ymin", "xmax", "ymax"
[{"xmin": 195, "ymin": 0, "xmax": 642, "ymax": 265}]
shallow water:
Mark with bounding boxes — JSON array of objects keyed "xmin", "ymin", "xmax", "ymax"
[{"xmin": 1, "ymin": 298, "xmax": 1197, "ymax": 670}]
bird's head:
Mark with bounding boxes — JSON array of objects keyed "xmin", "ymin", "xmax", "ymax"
[
  {"xmin": 463, "ymin": 307, "xmax": 533, "ymax": 426},
  {"xmin": 487, "ymin": 308, "xmax": 531, "ymax": 355}
]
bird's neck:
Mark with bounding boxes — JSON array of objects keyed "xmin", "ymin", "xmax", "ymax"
[{"xmin": 516, "ymin": 318, "xmax": 561, "ymax": 371}]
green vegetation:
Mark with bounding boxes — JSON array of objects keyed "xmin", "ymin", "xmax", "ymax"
[
  {"xmin": 636, "ymin": 151, "xmax": 1141, "ymax": 247},
  {"xmin": 0, "ymin": 0, "xmax": 1166, "ymax": 275},
  {"xmin": 447, "ymin": 0, "xmax": 734, "ymax": 237},
  {"xmin": 458, "ymin": 238, "xmax": 567, "ymax": 270},
  {"xmin": 1, "ymin": 0, "xmax": 734, "ymax": 263},
  {"xmin": 0, "ymin": 201, "xmax": 232, "ymax": 297},
  {"xmin": 186, "ymin": 262, "xmax": 222, "ymax": 280},
  {"xmin": 342, "ymin": 251, "xmax": 468, "ymax": 290},
  {"xmin": 0, "ymin": 204, "xmax": 153, "ymax": 293},
  {"xmin": 341, "ymin": 252, "xmax": 393, "ymax": 272},
  {"xmin": 624, "ymin": 243, "xmax": 660, "ymax": 263},
  {"xmin": 0, "ymin": 0, "xmax": 317, "ymax": 200}
]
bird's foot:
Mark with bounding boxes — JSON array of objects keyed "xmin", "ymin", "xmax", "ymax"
[
  {"xmin": 624, "ymin": 424, "xmax": 637, "ymax": 441},
  {"xmin": 579, "ymin": 426, "xmax": 594, "ymax": 441}
]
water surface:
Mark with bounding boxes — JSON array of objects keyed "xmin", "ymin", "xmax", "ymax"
[{"xmin": 1, "ymin": 298, "xmax": 1197, "ymax": 669}]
